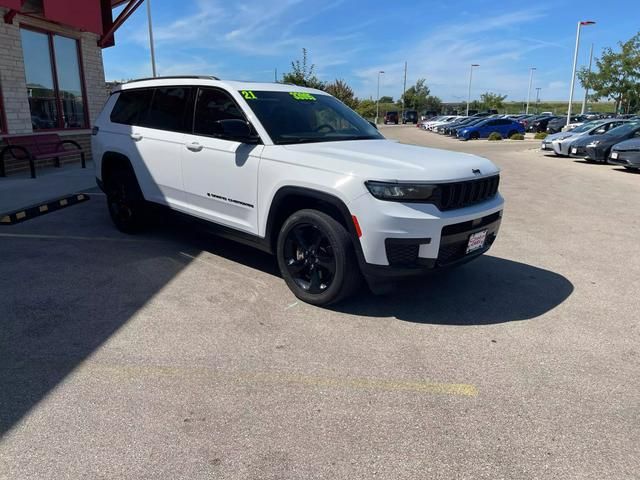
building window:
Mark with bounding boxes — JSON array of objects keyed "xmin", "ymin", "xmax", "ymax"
[
  {"xmin": 21, "ymin": 28, "xmax": 88, "ymax": 130},
  {"xmin": 0, "ymin": 88, "xmax": 6, "ymax": 133}
]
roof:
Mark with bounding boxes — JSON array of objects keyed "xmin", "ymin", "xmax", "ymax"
[{"xmin": 116, "ymin": 77, "xmax": 328, "ymax": 95}]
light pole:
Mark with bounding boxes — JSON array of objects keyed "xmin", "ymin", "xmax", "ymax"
[
  {"xmin": 535, "ymin": 87, "xmax": 541, "ymax": 114},
  {"xmin": 147, "ymin": 0, "xmax": 157, "ymax": 77},
  {"xmin": 375, "ymin": 70, "xmax": 384, "ymax": 124},
  {"xmin": 466, "ymin": 64, "xmax": 479, "ymax": 116},
  {"xmin": 581, "ymin": 43, "xmax": 594, "ymax": 114},
  {"xmin": 567, "ymin": 20, "xmax": 595, "ymax": 126},
  {"xmin": 525, "ymin": 67, "xmax": 536, "ymax": 114}
]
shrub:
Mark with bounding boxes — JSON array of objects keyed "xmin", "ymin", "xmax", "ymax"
[
  {"xmin": 488, "ymin": 132, "xmax": 503, "ymax": 141},
  {"xmin": 509, "ymin": 133, "xmax": 525, "ymax": 140},
  {"xmin": 534, "ymin": 132, "xmax": 548, "ymax": 140}
]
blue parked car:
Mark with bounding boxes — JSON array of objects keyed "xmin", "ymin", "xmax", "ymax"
[{"xmin": 458, "ymin": 118, "xmax": 525, "ymax": 140}]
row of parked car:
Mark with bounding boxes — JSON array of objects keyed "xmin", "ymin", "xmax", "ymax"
[
  {"xmin": 540, "ymin": 117, "xmax": 640, "ymax": 170},
  {"xmin": 418, "ymin": 113, "xmax": 526, "ymax": 141}
]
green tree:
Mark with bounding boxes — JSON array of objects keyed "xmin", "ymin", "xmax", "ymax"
[
  {"xmin": 379, "ymin": 96, "xmax": 393, "ymax": 103},
  {"xmin": 325, "ymin": 79, "xmax": 359, "ymax": 109},
  {"xmin": 355, "ymin": 99, "xmax": 376, "ymax": 119},
  {"xmin": 423, "ymin": 95, "xmax": 443, "ymax": 113},
  {"xmin": 578, "ymin": 32, "xmax": 640, "ymax": 113},
  {"xmin": 281, "ymin": 48, "xmax": 326, "ymax": 90},
  {"xmin": 401, "ymin": 78, "xmax": 431, "ymax": 110},
  {"xmin": 480, "ymin": 92, "xmax": 508, "ymax": 111}
]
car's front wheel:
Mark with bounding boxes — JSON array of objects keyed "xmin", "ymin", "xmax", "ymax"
[{"xmin": 276, "ymin": 209, "xmax": 361, "ymax": 306}]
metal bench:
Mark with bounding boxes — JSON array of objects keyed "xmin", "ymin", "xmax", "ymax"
[{"xmin": 0, "ymin": 134, "xmax": 86, "ymax": 179}]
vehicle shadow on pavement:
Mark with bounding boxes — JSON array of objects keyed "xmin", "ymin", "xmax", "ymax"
[
  {"xmin": 0, "ymin": 214, "xmax": 197, "ymax": 438},
  {"xmin": 333, "ymin": 256, "xmax": 574, "ymax": 325}
]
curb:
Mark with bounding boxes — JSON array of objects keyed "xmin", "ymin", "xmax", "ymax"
[{"xmin": 0, "ymin": 193, "xmax": 90, "ymax": 226}]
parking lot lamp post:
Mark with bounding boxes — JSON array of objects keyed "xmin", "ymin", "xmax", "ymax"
[
  {"xmin": 581, "ymin": 43, "xmax": 594, "ymax": 114},
  {"xmin": 375, "ymin": 70, "xmax": 384, "ymax": 124},
  {"xmin": 535, "ymin": 87, "xmax": 541, "ymax": 114},
  {"xmin": 147, "ymin": 0, "xmax": 157, "ymax": 77},
  {"xmin": 466, "ymin": 64, "xmax": 479, "ymax": 116},
  {"xmin": 567, "ymin": 20, "xmax": 595, "ymax": 126},
  {"xmin": 525, "ymin": 67, "xmax": 536, "ymax": 114}
]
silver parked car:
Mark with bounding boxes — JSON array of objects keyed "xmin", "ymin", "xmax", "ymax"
[
  {"xmin": 546, "ymin": 119, "xmax": 629, "ymax": 156},
  {"xmin": 608, "ymin": 137, "xmax": 640, "ymax": 171}
]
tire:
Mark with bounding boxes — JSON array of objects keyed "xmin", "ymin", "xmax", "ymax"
[
  {"xmin": 276, "ymin": 209, "xmax": 361, "ymax": 306},
  {"xmin": 105, "ymin": 166, "xmax": 147, "ymax": 233},
  {"xmin": 507, "ymin": 130, "xmax": 517, "ymax": 138}
]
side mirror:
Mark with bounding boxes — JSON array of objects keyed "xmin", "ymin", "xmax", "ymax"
[
  {"xmin": 217, "ymin": 119, "xmax": 260, "ymax": 143},
  {"xmin": 368, "ymin": 121, "xmax": 378, "ymax": 130}
]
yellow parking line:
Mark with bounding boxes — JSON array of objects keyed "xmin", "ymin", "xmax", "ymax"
[{"xmin": 79, "ymin": 363, "xmax": 478, "ymax": 397}]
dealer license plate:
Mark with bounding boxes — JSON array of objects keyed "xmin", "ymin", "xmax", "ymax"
[
  {"xmin": 571, "ymin": 147, "xmax": 577, "ymax": 154},
  {"xmin": 611, "ymin": 152, "xmax": 619, "ymax": 160},
  {"xmin": 466, "ymin": 230, "xmax": 488, "ymax": 254}
]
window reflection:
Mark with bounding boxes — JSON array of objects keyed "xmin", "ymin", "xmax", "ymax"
[
  {"xmin": 20, "ymin": 28, "xmax": 87, "ymax": 130},
  {"xmin": 53, "ymin": 35, "xmax": 85, "ymax": 128}
]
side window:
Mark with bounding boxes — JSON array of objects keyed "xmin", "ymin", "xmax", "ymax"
[
  {"xmin": 486, "ymin": 120, "xmax": 497, "ymax": 126},
  {"xmin": 193, "ymin": 88, "xmax": 245, "ymax": 138},
  {"xmin": 110, "ymin": 89, "xmax": 153, "ymax": 126},
  {"xmin": 499, "ymin": 119, "xmax": 511, "ymax": 126},
  {"xmin": 143, "ymin": 87, "xmax": 193, "ymax": 132}
]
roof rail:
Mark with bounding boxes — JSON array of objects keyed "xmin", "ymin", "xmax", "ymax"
[{"xmin": 125, "ymin": 75, "xmax": 220, "ymax": 84}]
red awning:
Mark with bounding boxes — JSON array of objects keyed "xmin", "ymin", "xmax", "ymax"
[
  {"xmin": 0, "ymin": 0, "xmax": 24, "ymax": 9},
  {"xmin": 42, "ymin": 0, "xmax": 103, "ymax": 34}
]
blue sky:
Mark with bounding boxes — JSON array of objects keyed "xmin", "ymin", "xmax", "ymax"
[{"xmin": 103, "ymin": 0, "xmax": 639, "ymax": 103}]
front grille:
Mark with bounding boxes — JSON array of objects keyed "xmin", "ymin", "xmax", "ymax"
[
  {"xmin": 385, "ymin": 242, "xmax": 419, "ymax": 266},
  {"xmin": 435, "ymin": 175, "xmax": 500, "ymax": 211}
]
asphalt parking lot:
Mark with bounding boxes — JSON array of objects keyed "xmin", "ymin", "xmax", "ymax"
[{"xmin": 1, "ymin": 126, "xmax": 639, "ymax": 479}]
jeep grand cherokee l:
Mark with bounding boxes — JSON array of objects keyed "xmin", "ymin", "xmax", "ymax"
[{"xmin": 92, "ymin": 76, "xmax": 504, "ymax": 306}]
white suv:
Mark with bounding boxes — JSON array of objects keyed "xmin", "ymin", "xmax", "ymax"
[{"xmin": 92, "ymin": 76, "xmax": 504, "ymax": 305}]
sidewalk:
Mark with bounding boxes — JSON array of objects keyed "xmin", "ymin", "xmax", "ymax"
[{"xmin": 0, "ymin": 161, "xmax": 97, "ymax": 214}]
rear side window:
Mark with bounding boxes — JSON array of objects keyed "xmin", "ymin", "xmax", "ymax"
[
  {"xmin": 143, "ymin": 87, "xmax": 193, "ymax": 132},
  {"xmin": 110, "ymin": 89, "xmax": 152, "ymax": 125}
]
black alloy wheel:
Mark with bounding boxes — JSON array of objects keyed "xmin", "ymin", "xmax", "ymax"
[
  {"xmin": 277, "ymin": 209, "xmax": 361, "ymax": 305},
  {"xmin": 106, "ymin": 168, "xmax": 146, "ymax": 233},
  {"xmin": 283, "ymin": 223, "xmax": 336, "ymax": 294}
]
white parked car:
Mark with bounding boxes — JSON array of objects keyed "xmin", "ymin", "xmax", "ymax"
[
  {"xmin": 92, "ymin": 76, "xmax": 504, "ymax": 305},
  {"xmin": 421, "ymin": 115, "xmax": 459, "ymax": 131},
  {"xmin": 542, "ymin": 119, "xmax": 629, "ymax": 156}
]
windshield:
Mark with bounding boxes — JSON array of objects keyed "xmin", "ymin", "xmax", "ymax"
[
  {"xmin": 241, "ymin": 91, "xmax": 383, "ymax": 145},
  {"xmin": 572, "ymin": 120, "xmax": 606, "ymax": 133},
  {"xmin": 607, "ymin": 121, "xmax": 640, "ymax": 136}
]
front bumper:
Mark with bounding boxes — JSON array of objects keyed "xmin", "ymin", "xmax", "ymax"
[
  {"xmin": 585, "ymin": 145, "xmax": 607, "ymax": 162},
  {"xmin": 609, "ymin": 150, "xmax": 640, "ymax": 167},
  {"xmin": 349, "ymin": 191, "xmax": 504, "ymax": 279},
  {"xmin": 569, "ymin": 145, "xmax": 587, "ymax": 158}
]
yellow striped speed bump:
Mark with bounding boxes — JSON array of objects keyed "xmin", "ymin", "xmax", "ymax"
[{"xmin": 0, "ymin": 193, "xmax": 90, "ymax": 225}]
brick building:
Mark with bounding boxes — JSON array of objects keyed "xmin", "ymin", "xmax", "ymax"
[{"xmin": 0, "ymin": 0, "xmax": 138, "ymax": 174}]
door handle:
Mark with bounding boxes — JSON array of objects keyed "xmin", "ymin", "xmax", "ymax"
[
  {"xmin": 186, "ymin": 142, "xmax": 203, "ymax": 152},
  {"xmin": 130, "ymin": 133, "xmax": 143, "ymax": 141}
]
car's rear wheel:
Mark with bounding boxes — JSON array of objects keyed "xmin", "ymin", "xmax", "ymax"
[
  {"xmin": 105, "ymin": 167, "xmax": 147, "ymax": 233},
  {"xmin": 507, "ymin": 130, "xmax": 517, "ymax": 138},
  {"xmin": 277, "ymin": 209, "xmax": 361, "ymax": 306}
]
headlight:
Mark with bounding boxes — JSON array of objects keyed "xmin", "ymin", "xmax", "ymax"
[
  {"xmin": 365, "ymin": 181, "xmax": 437, "ymax": 202},
  {"xmin": 587, "ymin": 141, "xmax": 600, "ymax": 147}
]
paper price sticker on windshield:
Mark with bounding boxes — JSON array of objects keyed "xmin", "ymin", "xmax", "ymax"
[{"xmin": 290, "ymin": 92, "xmax": 316, "ymax": 101}]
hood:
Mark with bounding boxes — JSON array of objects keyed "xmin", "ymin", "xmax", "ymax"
[
  {"xmin": 546, "ymin": 131, "xmax": 576, "ymax": 142},
  {"xmin": 572, "ymin": 134, "xmax": 609, "ymax": 147},
  {"xmin": 612, "ymin": 138, "xmax": 640, "ymax": 151},
  {"xmin": 273, "ymin": 139, "xmax": 499, "ymax": 182}
]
